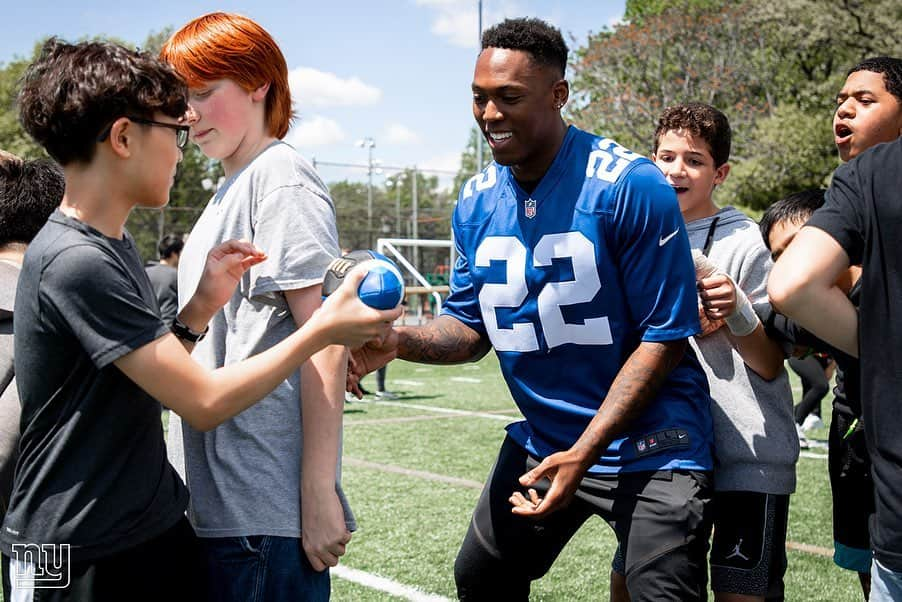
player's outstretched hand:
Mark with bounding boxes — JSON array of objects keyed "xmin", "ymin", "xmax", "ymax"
[
  {"xmin": 192, "ymin": 239, "xmax": 267, "ymax": 315},
  {"xmin": 312, "ymin": 266, "xmax": 402, "ymax": 350},
  {"xmin": 511, "ymin": 449, "xmax": 591, "ymax": 517},
  {"xmin": 346, "ymin": 333, "xmax": 400, "ymax": 398}
]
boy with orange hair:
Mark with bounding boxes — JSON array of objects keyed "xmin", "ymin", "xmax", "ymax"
[{"xmin": 161, "ymin": 13, "xmax": 353, "ymax": 601}]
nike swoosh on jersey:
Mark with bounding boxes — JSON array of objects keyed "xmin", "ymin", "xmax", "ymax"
[{"xmin": 659, "ymin": 229, "xmax": 680, "ymax": 246}]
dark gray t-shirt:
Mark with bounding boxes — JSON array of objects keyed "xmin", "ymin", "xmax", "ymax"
[{"xmin": 0, "ymin": 211, "xmax": 187, "ymax": 562}]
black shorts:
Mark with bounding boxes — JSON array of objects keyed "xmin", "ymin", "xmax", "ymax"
[
  {"xmin": 829, "ymin": 407, "xmax": 874, "ymax": 573},
  {"xmin": 709, "ymin": 491, "xmax": 789, "ymax": 599},
  {"xmin": 4, "ymin": 517, "xmax": 205, "ymax": 602},
  {"xmin": 454, "ymin": 436, "xmax": 713, "ymax": 602}
]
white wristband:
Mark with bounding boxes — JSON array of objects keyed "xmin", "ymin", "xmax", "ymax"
[
  {"xmin": 692, "ymin": 250, "xmax": 760, "ymax": 337},
  {"xmin": 724, "ymin": 283, "xmax": 760, "ymax": 337}
]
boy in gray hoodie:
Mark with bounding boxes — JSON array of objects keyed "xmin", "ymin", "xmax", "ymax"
[{"xmin": 653, "ymin": 103, "xmax": 797, "ymax": 602}]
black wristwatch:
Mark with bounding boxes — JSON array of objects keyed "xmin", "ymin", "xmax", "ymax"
[{"xmin": 171, "ymin": 317, "xmax": 209, "ymax": 343}]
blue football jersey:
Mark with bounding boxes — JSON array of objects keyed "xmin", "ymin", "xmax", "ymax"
[{"xmin": 443, "ymin": 126, "xmax": 713, "ymax": 473}]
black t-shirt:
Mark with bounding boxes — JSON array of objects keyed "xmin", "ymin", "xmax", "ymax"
[
  {"xmin": 144, "ymin": 262, "xmax": 179, "ymax": 324},
  {"xmin": 806, "ymin": 137, "xmax": 902, "ymax": 572},
  {"xmin": 1, "ymin": 211, "xmax": 188, "ymax": 563}
]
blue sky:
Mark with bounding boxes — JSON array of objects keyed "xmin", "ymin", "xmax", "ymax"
[{"xmin": 1, "ymin": 0, "xmax": 625, "ymax": 187}]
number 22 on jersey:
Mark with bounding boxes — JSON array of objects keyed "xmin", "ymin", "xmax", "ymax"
[{"xmin": 476, "ymin": 231, "xmax": 613, "ymax": 352}]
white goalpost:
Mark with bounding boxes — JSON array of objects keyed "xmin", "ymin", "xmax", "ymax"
[{"xmin": 376, "ymin": 237, "xmax": 454, "ymax": 323}]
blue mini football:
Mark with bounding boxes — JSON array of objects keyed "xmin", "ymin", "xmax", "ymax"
[
  {"xmin": 357, "ymin": 257, "xmax": 405, "ymax": 309},
  {"xmin": 322, "ymin": 250, "xmax": 405, "ymax": 309}
]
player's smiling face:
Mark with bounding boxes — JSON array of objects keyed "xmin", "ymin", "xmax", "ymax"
[
  {"xmin": 471, "ymin": 47, "xmax": 568, "ymax": 184},
  {"xmin": 653, "ymin": 129, "xmax": 729, "ymax": 221},
  {"xmin": 834, "ymin": 69, "xmax": 902, "ymax": 162}
]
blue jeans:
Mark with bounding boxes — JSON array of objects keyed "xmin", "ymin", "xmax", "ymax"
[
  {"xmin": 871, "ymin": 558, "xmax": 902, "ymax": 601},
  {"xmin": 202, "ymin": 535, "xmax": 330, "ymax": 602}
]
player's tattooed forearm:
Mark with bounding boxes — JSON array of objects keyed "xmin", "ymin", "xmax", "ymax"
[
  {"xmin": 575, "ymin": 340, "xmax": 686, "ymax": 456},
  {"xmin": 399, "ymin": 317, "xmax": 490, "ymax": 364},
  {"xmin": 605, "ymin": 341, "xmax": 683, "ymax": 424}
]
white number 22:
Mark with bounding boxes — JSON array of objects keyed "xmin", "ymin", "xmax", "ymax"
[{"xmin": 475, "ymin": 232, "xmax": 613, "ymax": 352}]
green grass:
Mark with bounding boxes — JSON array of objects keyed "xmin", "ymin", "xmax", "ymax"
[{"xmin": 334, "ymin": 355, "xmax": 865, "ymax": 601}]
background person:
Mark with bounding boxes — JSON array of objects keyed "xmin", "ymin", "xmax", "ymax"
[
  {"xmin": 760, "ymin": 188, "xmax": 871, "ymax": 598},
  {"xmin": 145, "ymin": 233, "xmax": 184, "ymax": 324},
  {"xmin": 767, "ymin": 58, "xmax": 902, "ymax": 602},
  {"xmin": 646, "ymin": 102, "xmax": 796, "ymax": 602},
  {"xmin": 0, "ymin": 152, "xmax": 64, "ymax": 599}
]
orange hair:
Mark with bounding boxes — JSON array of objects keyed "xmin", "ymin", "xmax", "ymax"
[{"xmin": 161, "ymin": 12, "xmax": 293, "ymax": 139}]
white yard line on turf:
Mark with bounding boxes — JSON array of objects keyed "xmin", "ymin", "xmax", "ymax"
[
  {"xmin": 332, "ymin": 565, "xmax": 451, "ymax": 602},
  {"xmin": 345, "ymin": 457, "xmax": 483, "ymax": 489},
  {"xmin": 367, "ymin": 399, "xmax": 517, "ymax": 421},
  {"xmin": 448, "ymin": 377, "xmax": 482, "ymax": 383},
  {"xmin": 785, "ymin": 541, "xmax": 833, "ymax": 558},
  {"xmin": 799, "ymin": 451, "xmax": 828, "ymax": 460}
]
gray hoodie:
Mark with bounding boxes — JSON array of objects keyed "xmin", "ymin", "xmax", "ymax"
[{"xmin": 686, "ymin": 207, "xmax": 798, "ymax": 494}]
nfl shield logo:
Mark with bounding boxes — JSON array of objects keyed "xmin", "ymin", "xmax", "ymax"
[{"xmin": 525, "ymin": 198, "xmax": 537, "ymax": 219}]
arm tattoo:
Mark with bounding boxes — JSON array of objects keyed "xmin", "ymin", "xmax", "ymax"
[
  {"xmin": 572, "ymin": 340, "xmax": 686, "ymax": 458},
  {"xmin": 397, "ymin": 316, "xmax": 491, "ymax": 364}
]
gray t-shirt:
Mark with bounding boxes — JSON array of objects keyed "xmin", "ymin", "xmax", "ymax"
[
  {"xmin": 2, "ymin": 212, "xmax": 186, "ymax": 562},
  {"xmin": 145, "ymin": 262, "xmax": 179, "ymax": 324},
  {"xmin": 0, "ymin": 260, "xmax": 21, "ymax": 517},
  {"xmin": 686, "ymin": 207, "xmax": 798, "ymax": 494},
  {"xmin": 168, "ymin": 141, "xmax": 352, "ymax": 538}
]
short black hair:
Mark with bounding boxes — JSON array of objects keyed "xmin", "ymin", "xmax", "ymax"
[
  {"xmin": 759, "ymin": 189, "xmax": 826, "ymax": 251},
  {"xmin": 18, "ymin": 38, "xmax": 188, "ymax": 166},
  {"xmin": 481, "ymin": 18, "xmax": 568, "ymax": 77},
  {"xmin": 848, "ymin": 56, "xmax": 902, "ymax": 104},
  {"xmin": 158, "ymin": 234, "xmax": 184, "ymax": 259},
  {"xmin": 0, "ymin": 157, "xmax": 65, "ymax": 246},
  {"xmin": 654, "ymin": 103, "xmax": 732, "ymax": 167}
]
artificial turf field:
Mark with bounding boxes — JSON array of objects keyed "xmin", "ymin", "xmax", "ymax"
[
  {"xmin": 332, "ymin": 353, "xmax": 863, "ymax": 601},
  {"xmin": 4, "ymin": 354, "xmax": 850, "ymax": 601}
]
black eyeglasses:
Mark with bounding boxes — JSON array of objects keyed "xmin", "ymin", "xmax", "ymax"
[{"xmin": 97, "ymin": 116, "xmax": 190, "ymax": 150}]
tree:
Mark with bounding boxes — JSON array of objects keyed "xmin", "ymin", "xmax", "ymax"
[
  {"xmin": 453, "ymin": 127, "xmax": 483, "ymax": 194},
  {"xmin": 719, "ymin": 105, "xmax": 836, "ymax": 211},
  {"xmin": 0, "ymin": 43, "xmax": 48, "ymax": 160},
  {"xmin": 570, "ymin": 2, "xmax": 772, "ymax": 158},
  {"xmin": 330, "ymin": 180, "xmax": 377, "ymax": 250},
  {"xmin": 624, "ymin": 0, "xmax": 722, "ymax": 23},
  {"xmin": 570, "ymin": 0, "xmax": 902, "ymax": 210}
]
